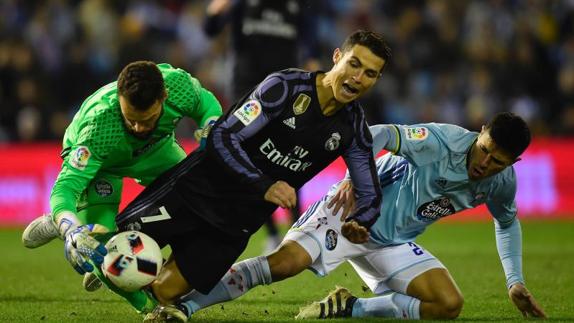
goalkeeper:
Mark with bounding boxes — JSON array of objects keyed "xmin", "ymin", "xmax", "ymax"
[{"xmin": 21, "ymin": 60, "xmax": 222, "ymax": 313}]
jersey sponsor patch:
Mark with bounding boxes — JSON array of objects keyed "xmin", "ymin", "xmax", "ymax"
[
  {"xmin": 233, "ymin": 100, "xmax": 262, "ymax": 126},
  {"xmin": 404, "ymin": 127, "xmax": 428, "ymax": 141},
  {"xmin": 325, "ymin": 229, "xmax": 338, "ymax": 250},
  {"xmin": 70, "ymin": 146, "xmax": 91, "ymax": 170},
  {"xmin": 416, "ymin": 197, "xmax": 455, "ymax": 222},
  {"xmin": 94, "ymin": 179, "xmax": 113, "ymax": 197},
  {"xmin": 293, "ymin": 93, "xmax": 311, "ymax": 115},
  {"xmin": 259, "ymin": 139, "xmax": 313, "ymax": 172}
]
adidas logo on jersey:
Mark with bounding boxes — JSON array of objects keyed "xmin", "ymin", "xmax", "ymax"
[{"xmin": 283, "ymin": 117, "xmax": 296, "ymax": 129}]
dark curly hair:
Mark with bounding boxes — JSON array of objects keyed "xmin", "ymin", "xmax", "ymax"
[
  {"xmin": 341, "ymin": 30, "xmax": 392, "ymax": 73},
  {"xmin": 117, "ymin": 61, "xmax": 165, "ymax": 111},
  {"xmin": 486, "ymin": 112, "xmax": 531, "ymax": 159}
]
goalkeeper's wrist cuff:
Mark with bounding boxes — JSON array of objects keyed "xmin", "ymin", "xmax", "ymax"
[{"xmin": 55, "ymin": 210, "xmax": 81, "ymax": 238}]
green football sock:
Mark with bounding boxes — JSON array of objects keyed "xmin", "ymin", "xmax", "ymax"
[
  {"xmin": 91, "ymin": 263, "xmax": 157, "ymax": 313},
  {"xmin": 89, "ymin": 232, "xmax": 157, "ymax": 314}
]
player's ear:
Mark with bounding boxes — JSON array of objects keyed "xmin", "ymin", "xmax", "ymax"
[{"xmin": 333, "ymin": 48, "xmax": 342, "ymax": 65}]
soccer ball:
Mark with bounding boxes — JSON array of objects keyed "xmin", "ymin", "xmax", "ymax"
[{"xmin": 102, "ymin": 231, "xmax": 163, "ymax": 292}]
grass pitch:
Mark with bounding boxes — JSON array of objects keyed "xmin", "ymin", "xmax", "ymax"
[{"xmin": 0, "ymin": 220, "xmax": 573, "ymax": 322}]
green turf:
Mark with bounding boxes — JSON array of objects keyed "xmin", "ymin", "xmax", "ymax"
[{"xmin": 0, "ymin": 221, "xmax": 573, "ymax": 322}]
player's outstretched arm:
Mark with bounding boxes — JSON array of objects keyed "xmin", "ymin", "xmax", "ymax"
[{"xmin": 508, "ymin": 283, "xmax": 547, "ymax": 318}]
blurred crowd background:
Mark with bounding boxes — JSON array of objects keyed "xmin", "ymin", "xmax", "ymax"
[{"xmin": 1, "ymin": 0, "xmax": 574, "ymax": 142}]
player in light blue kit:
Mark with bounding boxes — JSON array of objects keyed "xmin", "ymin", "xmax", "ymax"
[{"xmin": 146, "ymin": 112, "xmax": 545, "ymax": 322}]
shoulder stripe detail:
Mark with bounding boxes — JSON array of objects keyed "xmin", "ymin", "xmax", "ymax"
[
  {"xmin": 378, "ymin": 160, "xmax": 408, "ymax": 188},
  {"xmin": 256, "ymin": 76, "xmax": 289, "ymax": 109},
  {"xmin": 392, "ymin": 125, "xmax": 401, "ymax": 154},
  {"xmin": 276, "ymin": 69, "xmax": 311, "ymax": 80},
  {"xmin": 292, "ymin": 84, "xmax": 313, "ymax": 95}
]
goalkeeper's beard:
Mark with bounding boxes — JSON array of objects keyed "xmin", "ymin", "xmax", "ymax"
[
  {"xmin": 127, "ymin": 121, "xmax": 159, "ymax": 140},
  {"xmin": 129, "ymin": 128, "xmax": 154, "ymax": 140}
]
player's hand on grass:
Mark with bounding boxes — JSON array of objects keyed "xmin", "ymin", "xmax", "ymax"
[
  {"xmin": 64, "ymin": 225, "xmax": 107, "ymax": 274},
  {"xmin": 341, "ymin": 220, "xmax": 369, "ymax": 244},
  {"xmin": 509, "ymin": 283, "xmax": 547, "ymax": 318},
  {"xmin": 264, "ymin": 181, "xmax": 297, "ymax": 209},
  {"xmin": 327, "ymin": 180, "xmax": 356, "ymax": 221}
]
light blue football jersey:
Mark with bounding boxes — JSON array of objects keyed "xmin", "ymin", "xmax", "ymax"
[{"xmin": 366, "ymin": 123, "xmax": 518, "ymax": 246}]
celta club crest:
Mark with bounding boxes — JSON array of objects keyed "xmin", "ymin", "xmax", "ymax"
[
  {"xmin": 95, "ymin": 179, "xmax": 113, "ymax": 197},
  {"xmin": 293, "ymin": 93, "xmax": 311, "ymax": 115},
  {"xmin": 325, "ymin": 132, "xmax": 341, "ymax": 151},
  {"xmin": 315, "ymin": 217, "xmax": 328, "ymax": 229}
]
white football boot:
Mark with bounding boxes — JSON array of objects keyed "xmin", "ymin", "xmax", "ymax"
[
  {"xmin": 22, "ymin": 214, "xmax": 60, "ymax": 248},
  {"xmin": 143, "ymin": 305, "xmax": 188, "ymax": 323},
  {"xmin": 295, "ymin": 286, "xmax": 358, "ymax": 319}
]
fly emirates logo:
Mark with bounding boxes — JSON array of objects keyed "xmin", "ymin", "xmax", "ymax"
[{"xmin": 259, "ymin": 139, "xmax": 312, "ymax": 172}]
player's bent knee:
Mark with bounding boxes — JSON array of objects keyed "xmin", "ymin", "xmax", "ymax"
[
  {"xmin": 437, "ymin": 292, "xmax": 464, "ymax": 319},
  {"xmin": 267, "ymin": 242, "xmax": 311, "ymax": 281},
  {"xmin": 151, "ymin": 279, "xmax": 191, "ymax": 305},
  {"xmin": 150, "ymin": 259, "xmax": 192, "ymax": 304},
  {"xmin": 151, "ymin": 281, "xmax": 178, "ymax": 305}
]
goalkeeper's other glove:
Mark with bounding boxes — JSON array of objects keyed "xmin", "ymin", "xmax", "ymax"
[
  {"xmin": 64, "ymin": 225, "xmax": 107, "ymax": 274},
  {"xmin": 194, "ymin": 119, "xmax": 217, "ymax": 150}
]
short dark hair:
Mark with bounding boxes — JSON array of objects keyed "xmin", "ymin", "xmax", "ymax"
[
  {"xmin": 341, "ymin": 30, "xmax": 392, "ymax": 71},
  {"xmin": 486, "ymin": 112, "xmax": 531, "ymax": 159},
  {"xmin": 117, "ymin": 61, "xmax": 165, "ymax": 111}
]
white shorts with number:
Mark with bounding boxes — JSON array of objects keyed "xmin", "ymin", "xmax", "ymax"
[{"xmin": 285, "ymin": 198, "xmax": 446, "ymax": 295}]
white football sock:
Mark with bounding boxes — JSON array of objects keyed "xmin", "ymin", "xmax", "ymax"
[
  {"xmin": 352, "ymin": 292, "xmax": 421, "ymax": 319},
  {"xmin": 180, "ymin": 256, "xmax": 272, "ymax": 315}
]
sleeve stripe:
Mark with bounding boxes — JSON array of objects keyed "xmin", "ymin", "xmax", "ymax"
[
  {"xmin": 353, "ymin": 107, "xmax": 371, "ymax": 150},
  {"xmin": 211, "ymin": 121, "xmax": 262, "ymax": 180}
]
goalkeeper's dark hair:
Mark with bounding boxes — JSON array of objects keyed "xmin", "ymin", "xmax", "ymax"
[
  {"xmin": 341, "ymin": 30, "xmax": 392, "ymax": 74},
  {"xmin": 486, "ymin": 112, "xmax": 531, "ymax": 159},
  {"xmin": 118, "ymin": 61, "xmax": 165, "ymax": 111}
]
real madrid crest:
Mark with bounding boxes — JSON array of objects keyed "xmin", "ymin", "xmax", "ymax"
[
  {"xmin": 325, "ymin": 132, "xmax": 341, "ymax": 151},
  {"xmin": 293, "ymin": 93, "xmax": 311, "ymax": 115}
]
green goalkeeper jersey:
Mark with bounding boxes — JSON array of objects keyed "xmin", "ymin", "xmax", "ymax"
[{"xmin": 50, "ymin": 63, "xmax": 222, "ymax": 218}]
